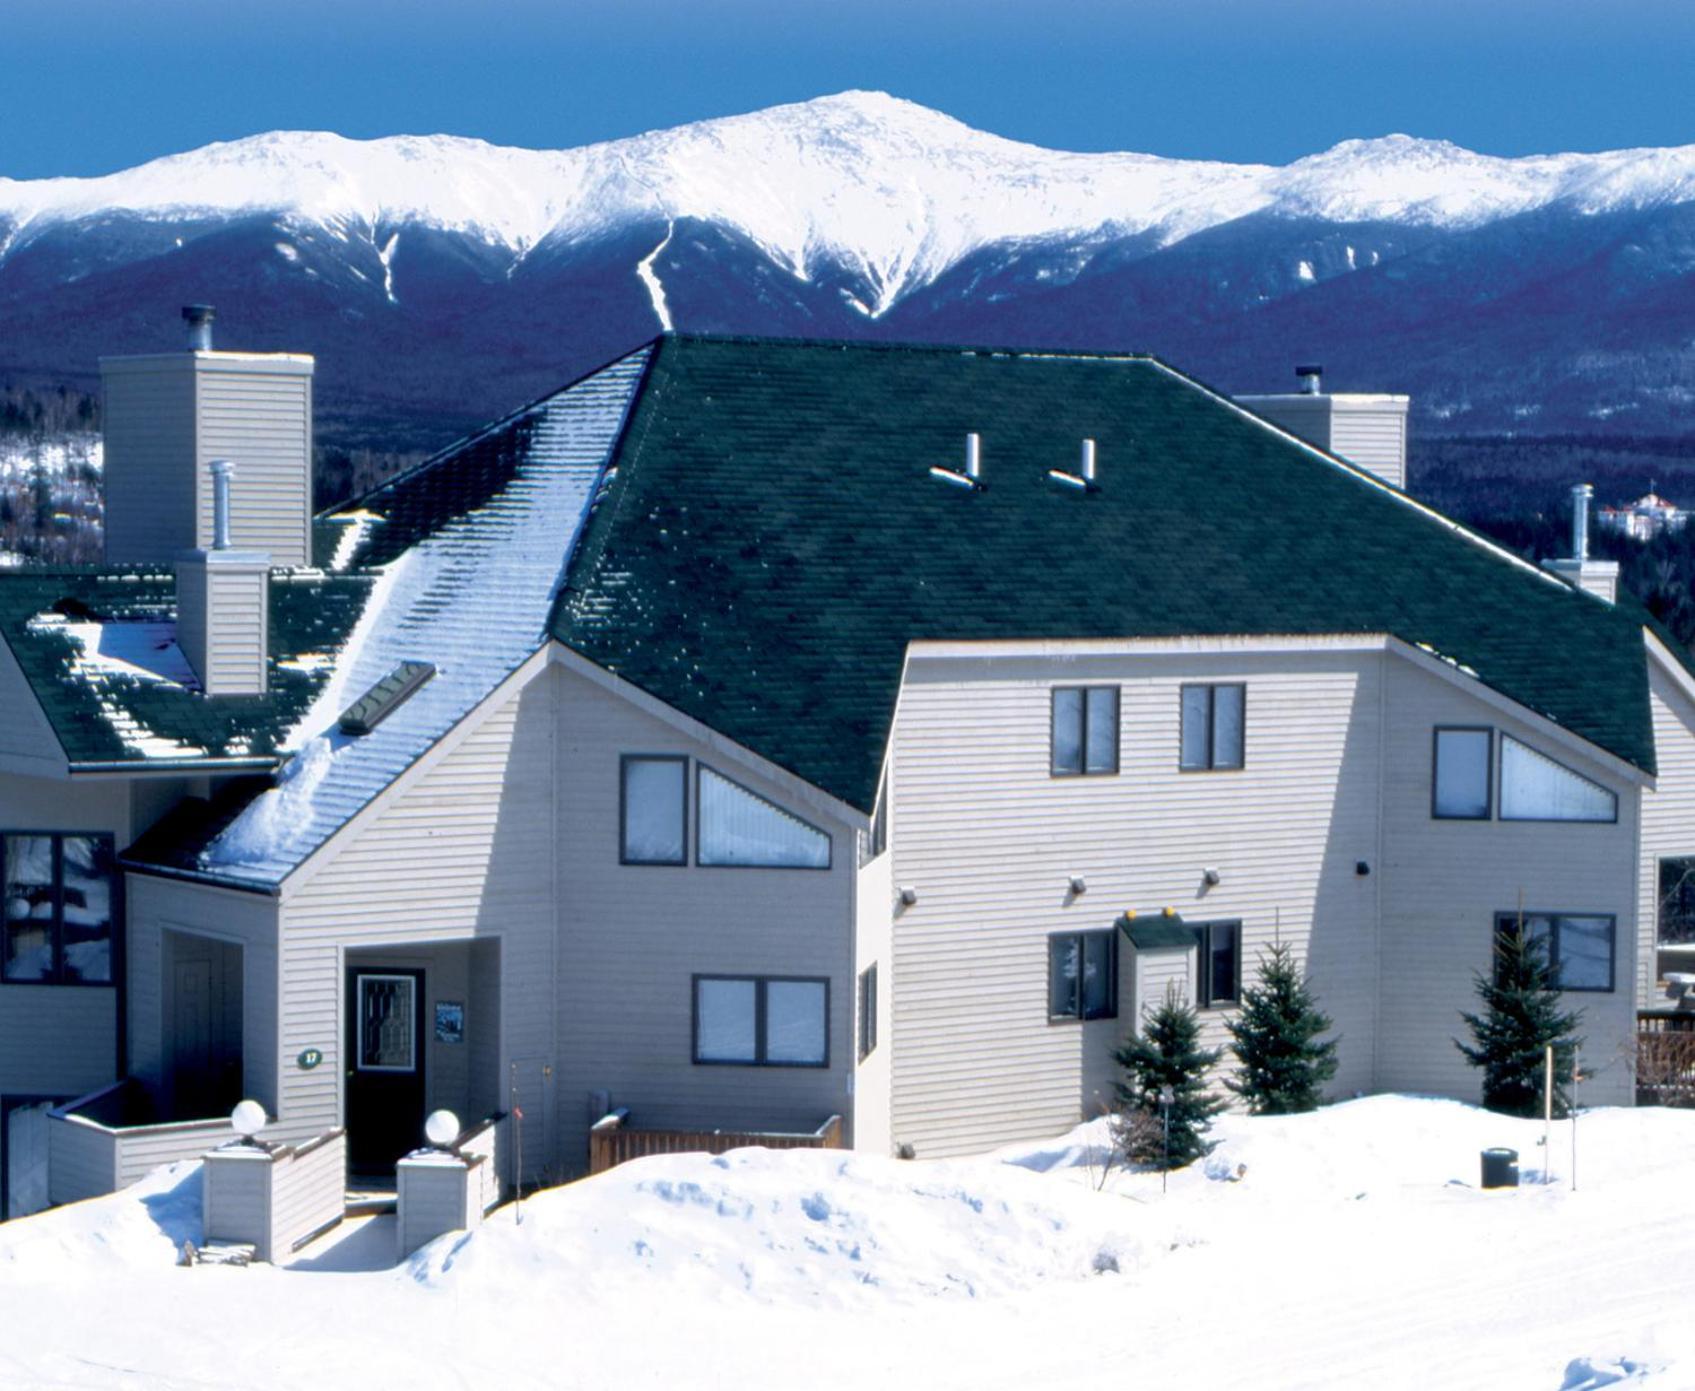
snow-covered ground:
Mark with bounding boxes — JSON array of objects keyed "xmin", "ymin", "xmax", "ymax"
[{"xmin": 1, "ymin": 1097, "xmax": 1691, "ymax": 1390}]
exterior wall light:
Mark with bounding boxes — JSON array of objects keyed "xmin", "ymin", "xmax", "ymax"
[
  {"xmin": 899, "ymin": 886, "xmax": 918, "ymax": 907},
  {"xmin": 1068, "ymin": 875, "xmax": 1087, "ymax": 895},
  {"xmin": 1202, "ymin": 867, "xmax": 1222, "ymax": 887}
]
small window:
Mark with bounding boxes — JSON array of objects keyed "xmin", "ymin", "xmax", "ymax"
[
  {"xmin": 1179, "ymin": 684, "xmax": 1245, "ymax": 771},
  {"xmin": 1433, "ymin": 727, "xmax": 1492, "ymax": 819},
  {"xmin": 1051, "ymin": 687, "xmax": 1119, "ymax": 776},
  {"xmin": 1498, "ymin": 737, "xmax": 1617, "ymax": 823},
  {"xmin": 857, "ymin": 963, "xmax": 878, "ymax": 1060},
  {"xmin": 1047, "ymin": 930, "xmax": 1117, "ymax": 1021},
  {"xmin": 2, "ymin": 832, "xmax": 115, "ymax": 985},
  {"xmin": 1195, "ymin": 920, "xmax": 1240, "ymax": 1008},
  {"xmin": 697, "ymin": 765, "xmax": 831, "ymax": 869},
  {"xmin": 621, "ymin": 756, "xmax": 688, "ymax": 865},
  {"xmin": 1495, "ymin": 912, "xmax": 1615, "ymax": 993},
  {"xmin": 693, "ymin": 975, "xmax": 829, "ymax": 1067},
  {"xmin": 1659, "ymin": 857, "xmax": 1695, "ymax": 946}
]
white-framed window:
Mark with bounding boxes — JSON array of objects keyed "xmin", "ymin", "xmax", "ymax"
[
  {"xmin": 693, "ymin": 975, "xmax": 829, "ymax": 1067},
  {"xmin": 1, "ymin": 832, "xmax": 116, "ymax": 985},
  {"xmin": 1051, "ymin": 687, "xmax": 1120, "ymax": 776},
  {"xmin": 1498, "ymin": 737, "xmax": 1617, "ymax": 823},
  {"xmin": 857, "ymin": 963, "xmax": 878, "ymax": 1060},
  {"xmin": 1195, "ymin": 920, "xmax": 1241, "ymax": 1008},
  {"xmin": 1433, "ymin": 727, "xmax": 1493, "ymax": 820},
  {"xmin": 697, "ymin": 765, "xmax": 831, "ymax": 869},
  {"xmin": 1495, "ymin": 912, "xmax": 1615, "ymax": 993},
  {"xmin": 1047, "ymin": 930, "xmax": 1117, "ymax": 1020},
  {"xmin": 1180, "ymin": 684, "xmax": 1245, "ymax": 771},
  {"xmin": 621, "ymin": 755, "xmax": 688, "ymax": 865}
]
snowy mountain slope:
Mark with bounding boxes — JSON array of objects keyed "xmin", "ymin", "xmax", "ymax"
[{"xmin": 3, "ymin": 92, "xmax": 1695, "ymax": 442}]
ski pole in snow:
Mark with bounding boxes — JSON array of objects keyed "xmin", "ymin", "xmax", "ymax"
[
  {"xmin": 510, "ymin": 1061, "xmax": 524, "ymax": 1226},
  {"xmin": 1159, "ymin": 1085, "xmax": 1174, "ymax": 1195},
  {"xmin": 1543, "ymin": 1044, "xmax": 1553, "ymax": 1184},
  {"xmin": 1571, "ymin": 1046, "xmax": 1580, "ymax": 1193}
]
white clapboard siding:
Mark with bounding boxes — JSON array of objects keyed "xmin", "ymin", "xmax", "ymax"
[
  {"xmin": 275, "ymin": 667, "xmax": 559, "ymax": 1150},
  {"xmin": 396, "ymin": 1155, "xmax": 478, "ymax": 1259},
  {"xmin": 852, "ymin": 846, "xmax": 895, "ymax": 1156},
  {"xmin": 47, "ymin": 1114, "xmax": 118, "ymax": 1205},
  {"xmin": 101, "ymin": 358, "xmax": 200, "ymax": 565},
  {"xmin": 195, "ymin": 365, "xmax": 313, "ymax": 567},
  {"xmin": 1327, "ymin": 404, "xmax": 1409, "ymax": 490},
  {"xmin": 125, "ymin": 876, "xmax": 280, "ymax": 1114},
  {"xmin": 0, "ymin": 641, "xmax": 65, "ymax": 773},
  {"xmin": 269, "ymin": 1131, "xmax": 346, "ymax": 1258},
  {"xmin": 1637, "ymin": 660, "xmax": 1695, "ymax": 1009},
  {"xmin": 552, "ymin": 663, "xmax": 857, "ymax": 1173},
  {"xmin": 888, "ymin": 647, "xmax": 1385, "ymax": 1159},
  {"xmin": 1376, "ymin": 660, "xmax": 1638, "ymax": 1106}
]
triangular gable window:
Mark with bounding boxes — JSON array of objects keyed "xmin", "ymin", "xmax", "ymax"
[
  {"xmin": 1499, "ymin": 736, "xmax": 1616, "ymax": 823},
  {"xmin": 698, "ymin": 766, "xmax": 831, "ymax": 869}
]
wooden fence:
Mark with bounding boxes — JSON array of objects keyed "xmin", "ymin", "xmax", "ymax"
[
  {"xmin": 1638, "ymin": 1012, "xmax": 1695, "ymax": 1106},
  {"xmin": 588, "ymin": 1111, "xmax": 844, "ymax": 1176}
]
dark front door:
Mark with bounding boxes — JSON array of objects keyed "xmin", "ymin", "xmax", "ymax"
[{"xmin": 345, "ymin": 969, "xmax": 426, "ymax": 1175}]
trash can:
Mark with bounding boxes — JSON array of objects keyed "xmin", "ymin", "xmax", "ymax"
[{"xmin": 1481, "ymin": 1147, "xmax": 1519, "ymax": 1189}]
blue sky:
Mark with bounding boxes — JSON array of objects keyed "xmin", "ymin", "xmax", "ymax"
[{"xmin": 4, "ymin": 0, "xmax": 1693, "ymax": 178}]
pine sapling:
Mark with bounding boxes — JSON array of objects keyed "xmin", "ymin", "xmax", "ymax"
[
  {"xmin": 1456, "ymin": 922, "xmax": 1583, "ymax": 1118},
  {"xmin": 1226, "ymin": 940, "xmax": 1339, "ymax": 1114},
  {"xmin": 1113, "ymin": 987, "xmax": 1226, "ymax": 1168}
]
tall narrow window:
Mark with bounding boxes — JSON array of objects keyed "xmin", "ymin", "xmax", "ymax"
[
  {"xmin": 1051, "ymin": 687, "xmax": 1119, "ymax": 776},
  {"xmin": 1180, "ymin": 685, "xmax": 1245, "ymax": 771},
  {"xmin": 1047, "ymin": 930, "xmax": 1117, "ymax": 1020},
  {"xmin": 697, "ymin": 766, "xmax": 831, "ymax": 869},
  {"xmin": 858, "ymin": 963, "xmax": 879, "ymax": 1060},
  {"xmin": 1498, "ymin": 736, "xmax": 1616, "ymax": 823},
  {"xmin": 1433, "ymin": 727, "xmax": 1492, "ymax": 819},
  {"xmin": 1195, "ymin": 921, "xmax": 1241, "ymax": 1008},
  {"xmin": 2, "ymin": 832, "xmax": 115, "ymax": 985},
  {"xmin": 620, "ymin": 756, "xmax": 688, "ymax": 865}
]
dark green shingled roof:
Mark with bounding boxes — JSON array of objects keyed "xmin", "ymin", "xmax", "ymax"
[
  {"xmin": 0, "ymin": 569, "xmax": 371, "ymax": 765},
  {"xmin": 552, "ymin": 335, "xmax": 1656, "ymax": 814},
  {"xmin": 1120, "ymin": 914, "xmax": 1199, "ymax": 951}
]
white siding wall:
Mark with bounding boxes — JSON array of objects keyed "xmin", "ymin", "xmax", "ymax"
[
  {"xmin": 195, "ymin": 364, "xmax": 313, "ymax": 568},
  {"xmin": 175, "ymin": 557, "xmax": 269, "ymax": 696},
  {"xmin": 852, "ymin": 845, "xmax": 894, "ymax": 1155},
  {"xmin": 888, "ymin": 646, "xmax": 1384, "ymax": 1159},
  {"xmin": 274, "ymin": 668, "xmax": 558, "ymax": 1152},
  {"xmin": 0, "ymin": 639, "xmax": 65, "ymax": 775},
  {"xmin": 553, "ymin": 662, "xmax": 857, "ymax": 1175},
  {"xmin": 101, "ymin": 358, "xmax": 199, "ymax": 565},
  {"xmin": 125, "ymin": 876, "xmax": 280, "ymax": 1115},
  {"xmin": 1637, "ymin": 659, "xmax": 1695, "ymax": 1009},
  {"xmin": 1132, "ymin": 944, "xmax": 1196, "ymax": 1021},
  {"xmin": 1328, "ymin": 402, "xmax": 1409, "ymax": 490},
  {"xmin": 1377, "ymin": 660, "xmax": 1639, "ymax": 1106}
]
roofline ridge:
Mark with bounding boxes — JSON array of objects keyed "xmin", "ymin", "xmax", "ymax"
[
  {"xmin": 658, "ymin": 329, "xmax": 1157, "ymax": 362},
  {"xmin": 1146, "ymin": 357, "xmax": 1568, "ymax": 591},
  {"xmin": 320, "ymin": 339, "xmax": 661, "ymax": 522}
]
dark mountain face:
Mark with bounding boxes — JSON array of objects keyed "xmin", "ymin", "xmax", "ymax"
[{"xmin": 2, "ymin": 196, "xmax": 1692, "ymax": 454}]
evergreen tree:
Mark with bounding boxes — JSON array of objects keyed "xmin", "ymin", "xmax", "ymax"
[
  {"xmin": 1113, "ymin": 987, "xmax": 1226, "ymax": 1168},
  {"xmin": 1456, "ymin": 922, "xmax": 1584, "ymax": 1117},
  {"xmin": 1225, "ymin": 941, "xmax": 1339, "ymax": 1114}
]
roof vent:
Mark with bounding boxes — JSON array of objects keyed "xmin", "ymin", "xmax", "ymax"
[
  {"xmin": 1048, "ymin": 438, "xmax": 1101, "ymax": 493},
  {"xmin": 1540, "ymin": 482, "xmax": 1620, "ymax": 604},
  {"xmin": 339, "ymin": 660, "xmax": 436, "ymax": 736},
  {"xmin": 183, "ymin": 304, "xmax": 215, "ymax": 352},
  {"xmin": 1296, "ymin": 364, "xmax": 1323, "ymax": 395},
  {"xmin": 929, "ymin": 432, "xmax": 986, "ymax": 491}
]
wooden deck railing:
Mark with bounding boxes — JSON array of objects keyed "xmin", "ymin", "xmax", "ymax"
[
  {"xmin": 1638, "ymin": 1011, "xmax": 1695, "ymax": 1106},
  {"xmin": 588, "ymin": 1111, "xmax": 844, "ymax": 1176}
]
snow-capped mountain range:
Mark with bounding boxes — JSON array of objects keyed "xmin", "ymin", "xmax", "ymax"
[{"xmin": 4, "ymin": 91, "xmax": 1694, "ymax": 443}]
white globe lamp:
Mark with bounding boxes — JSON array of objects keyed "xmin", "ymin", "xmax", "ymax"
[
  {"xmin": 230, "ymin": 1099, "xmax": 267, "ymax": 1141},
  {"xmin": 424, "ymin": 1109, "xmax": 461, "ymax": 1150}
]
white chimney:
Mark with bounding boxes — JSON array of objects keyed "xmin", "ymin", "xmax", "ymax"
[
  {"xmin": 1541, "ymin": 482, "xmax": 1619, "ymax": 604},
  {"xmin": 101, "ymin": 305, "xmax": 315, "ymax": 568},
  {"xmin": 176, "ymin": 461, "xmax": 270, "ymax": 696},
  {"xmin": 1237, "ymin": 366, "xmax": 1410, "ymax": 490}
]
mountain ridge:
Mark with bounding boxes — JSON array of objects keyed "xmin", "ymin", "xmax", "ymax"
[{"xmin": 3, "ymin": 91, "xmax": 1693, "ymax": 446}]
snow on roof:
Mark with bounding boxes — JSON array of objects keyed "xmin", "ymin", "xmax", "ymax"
[{"xmin": 201, "ymin": 345, "xmax": 652, "ymax": 886}]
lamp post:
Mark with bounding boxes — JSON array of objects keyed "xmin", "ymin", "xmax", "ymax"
[{"xmin": 1159, "ymin": 1084, "xmax": 1175, "ymax": 1194}]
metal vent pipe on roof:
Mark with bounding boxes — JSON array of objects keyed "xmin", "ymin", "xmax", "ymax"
[
  {"xmin": 183, "ymin": 304, "xmax": 215, "ymax": 351},
  {"xmin": 965, "ymin": 432, "xmax": 982, "ymax": 481},
  {"xmin": 1296, "ymin": 363, "xmax": 1324, "ymax": 395},
  {"xmin": 209, "ymin": 459, "xmax": 234, "ymax": 550},
  {"xmin": 1081, "ymin": 438, "xmax": 1097, "ymax": 483},
  {"xmin": 1572, "ymin": 482, "xmax": 1594, "ymax": 561}
]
